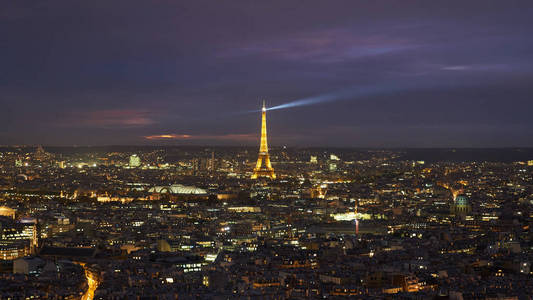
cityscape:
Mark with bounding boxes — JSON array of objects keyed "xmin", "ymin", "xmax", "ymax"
[{"xmin": 2, "ymin": 1, "xmax": 533, "ymax": 299}]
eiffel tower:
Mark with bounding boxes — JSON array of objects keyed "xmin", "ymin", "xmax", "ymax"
[{"xmin": 251, "ymin": 101, "xmax": 276, "ymax": 179}]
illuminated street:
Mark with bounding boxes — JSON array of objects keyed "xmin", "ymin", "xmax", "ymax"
[{"xmin": 76, "ymin": 262, "xmax": 99, "ymax": 300}]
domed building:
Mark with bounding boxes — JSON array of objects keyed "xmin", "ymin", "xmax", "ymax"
[
  {"xmin": 148, "ymin": 184, "xmax": 208, "ymax": 201},
  {"xmin": 450, "ymin": 194, "xmax": 471, "ymax": 215}
]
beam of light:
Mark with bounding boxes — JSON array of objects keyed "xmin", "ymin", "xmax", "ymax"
[
  {"xmin": 235, "ymin": 81, "xmax": 408, "ymax": 115},
  {"xmin": 243, "ymin": 71, "xmax": 466, "ymax": 114},
  {"xmin": 266, "ymin": 83, "xmax": 402, "ymax": 112}
]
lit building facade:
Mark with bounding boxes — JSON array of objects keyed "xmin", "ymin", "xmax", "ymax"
[{"xmin": 129, "ymin": 154, "xmax": 141, "ymax": 167}]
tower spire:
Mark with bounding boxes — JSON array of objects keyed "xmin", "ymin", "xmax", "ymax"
[{"xmin": 252, "ymin": 100, "xmax": 276, "ymax": 179}]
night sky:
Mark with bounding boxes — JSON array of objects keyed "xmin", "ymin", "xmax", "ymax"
[{"xmin": 1, "ymin": 1, "xmax": 533, "ymax": 147}]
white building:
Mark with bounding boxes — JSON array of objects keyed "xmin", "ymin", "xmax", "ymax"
[{"xmin": 129, "ymin": 154, "xmax": 141, "ymax": 168}]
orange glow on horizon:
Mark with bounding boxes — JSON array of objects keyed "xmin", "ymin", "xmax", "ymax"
[
  {"xmin": 144, "ymin": 134, "xmax": 191, "ymax": 140},
  {"xmin": 144, "ymin": 133, "xmax": 256, "ymax": 141}
]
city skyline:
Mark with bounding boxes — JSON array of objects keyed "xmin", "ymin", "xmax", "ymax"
[
  {"xmin": 2, "ymin": 1, "xmax": 533, "ymax": 147},
  {"xmin": 2, "ymin": 2, "xmax": 533, "ymax": 299}
]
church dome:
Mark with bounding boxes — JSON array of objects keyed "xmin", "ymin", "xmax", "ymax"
[
  {"xmin": 149, "ymin": 184, "xmax": 207, "ymax": 195},
  {"xmin": 455, "ymin": 194, "xmax": 468, "ymax": 207}
]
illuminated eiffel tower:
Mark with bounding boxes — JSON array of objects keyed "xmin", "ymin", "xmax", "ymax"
[{"xmin": 251, "ymin": 101, "xmax": 276, "ymax": 179}]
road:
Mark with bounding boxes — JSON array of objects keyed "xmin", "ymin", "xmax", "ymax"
[{"xmin": 75, "ymin": 262, "xmax": 100, "ymax": 300}]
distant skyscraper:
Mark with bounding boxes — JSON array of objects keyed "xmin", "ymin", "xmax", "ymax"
[
  {"xmin": 129, "ymin": 154, "xmax": 141, "ymax": 168},
  {"xmin": 251, "ymin": 101, "xmax": 276, "ymax": 179},
  {"xmin": 210, "ymin": 151, "xmax": 215, "ymax": 173}
]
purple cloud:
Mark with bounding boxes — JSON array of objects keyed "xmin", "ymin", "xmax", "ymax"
[
  {"xmin": 57, "ymin": 109, "xmax": 157, "ymax": 128},
  {"xmin": 220, "ymin": 28, "xmax": 416, "ymax": 63}
]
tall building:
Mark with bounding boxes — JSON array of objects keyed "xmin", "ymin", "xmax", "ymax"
[
  {"xmin": 0, "ymin": 217, "xmax": 36, "ymax": 259},
  {"xmin": 251, "ymin": 101, "xmax": 276, "ymax": 179},
  {"xmin": 210, "ymin": 151, "xmax": 215, "ymax": 173},
  {"xmin": 129, "ymin": 154, "xmax": 141, "ymax": 168}
]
